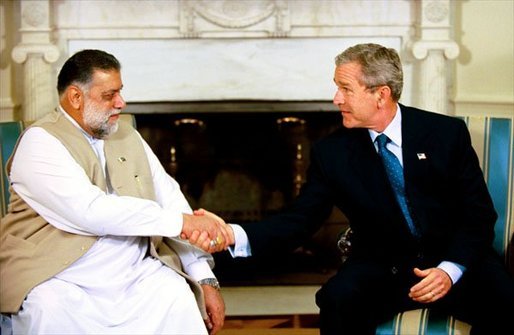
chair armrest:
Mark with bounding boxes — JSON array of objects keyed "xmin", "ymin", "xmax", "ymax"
[{"xmin": 337, "ymin": 227, "xmax": 353, "ymax": 263}]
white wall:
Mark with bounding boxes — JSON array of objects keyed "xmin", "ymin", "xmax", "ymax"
[{"xmin": 454, "ymin": 0, "xmax": 514, "ymax": 117}]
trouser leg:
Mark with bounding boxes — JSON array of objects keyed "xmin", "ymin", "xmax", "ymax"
[{"xmin": 315, "ymin": 259, "xmax": 417, "ymax": 335}]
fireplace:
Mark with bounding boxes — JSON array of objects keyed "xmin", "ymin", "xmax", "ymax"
[{"xmin": 131, "ymin": 101, "xmax": 349, "ymax": 285}]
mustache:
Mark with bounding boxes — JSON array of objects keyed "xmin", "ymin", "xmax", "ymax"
[{"xmin": 107, "ymin": 110, "xmax": 121, "ymax": 117}]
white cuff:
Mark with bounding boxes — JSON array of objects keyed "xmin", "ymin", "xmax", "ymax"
[
  {"xmin": 158, "ymin": 210, "xmax": 183, "ymax": 237},
  {"xmin": 184, "ymin": 260, "xmax": 216, "ymax": 282},
  {"xmin": 228, "ymin": 224, "xmax": 252, "ymax": 258},
  {"xmin": 437, "ymin": 261, "xmax": 465, "ymax": 284}
]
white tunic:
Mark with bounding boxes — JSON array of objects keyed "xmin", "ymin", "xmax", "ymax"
[{"xmin": 9, "ymin": 111, "xmax": 213, "ymax": 334}]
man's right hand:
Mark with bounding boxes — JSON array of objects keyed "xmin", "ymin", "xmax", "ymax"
[{"xmin": 181, "ymin": 210, "xmax": 231, "ymax": 252}]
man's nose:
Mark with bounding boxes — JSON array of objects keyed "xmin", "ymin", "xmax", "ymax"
[
  {"xmin": 333, "ymin": 90, "xmax": 345, "ymax": 106},
  {"xmin": 114, "ymin": 93, "xmax": 126, "ymax": 109}
]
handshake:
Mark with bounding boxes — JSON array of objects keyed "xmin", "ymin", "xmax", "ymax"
[{"xmin": 181, "ymin": 209, "xmax": 235, "ymax": 253}]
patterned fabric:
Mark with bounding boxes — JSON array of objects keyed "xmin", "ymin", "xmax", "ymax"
[
  {"xmin": 376, "ymin": 134, "xmax": 420, "ymax": 237},
  {"xmin": 377, "ymin": 308, "xmax": 471, "ymax": 335}
]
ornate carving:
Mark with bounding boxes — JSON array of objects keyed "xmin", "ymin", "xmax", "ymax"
[
  {"xmin": 179, "ymin": 2, "xmax": 198, "ymax": 38},
  {"xmin": 22, "ymin": 2, "xmax": 47, "ymax": 28},
  {"xmin": 424, "ymin": 1, "xmax": 448, "ymax": 23},
  {"xmin": 221, "ymin": 1, "xmax": 253, "ymax": 19},
  {"xmin": 179, "ymin": 0, "xmax": 290, "ymax": 37},
  {"xmin": 12, "ymin": 44, "xmax": 60, "ymax": 64},
  {"xmin": 411, "ymin": 40, "xmax": 459, "ymax": 60},
  {"xmin": 273, "ymin": 0, "xmax": 289, "ymax": 37},
  {"xmin": 194, "ymin": 0, "xmax": 275, "ymax": 28}
]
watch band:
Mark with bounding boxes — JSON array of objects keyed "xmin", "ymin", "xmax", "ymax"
[{"xmin": 198, "ymin": 278, "xmax": 221, "ymax": 291}]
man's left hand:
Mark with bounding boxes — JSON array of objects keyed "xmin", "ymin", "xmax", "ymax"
[
  {"xmin": 202, "ymin": 284, "xmax": 225, "ymax": 334},
  {"xmin": 408, "ymin": 267, "xmax": 452, "ymax": 303}
]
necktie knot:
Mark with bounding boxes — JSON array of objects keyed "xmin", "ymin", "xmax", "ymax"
[{"xmin": 376, "ymin": 134, "xmax": 389, "ymax": 149}]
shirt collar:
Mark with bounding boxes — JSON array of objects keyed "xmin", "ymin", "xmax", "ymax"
[{"xmin": 368, "ymin": 104, "xmax": 402, "ymax": 147}]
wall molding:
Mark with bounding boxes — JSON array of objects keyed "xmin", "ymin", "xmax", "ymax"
[
  {"xmin": 453, "ymin": 95, "xmax": 514, "ymax": 105},
  {"xmin": 453, "ymin": 95, "xmax": 514, "ymax": 118}
]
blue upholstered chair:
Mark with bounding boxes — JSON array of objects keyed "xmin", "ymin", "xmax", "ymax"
[
  {"xmin": 339, "ymin": 116, "xmax": 513, "ymax": 334},
  {"xmin": 0, "ymin": 121, "xmax": 24, "ymax": 218}
]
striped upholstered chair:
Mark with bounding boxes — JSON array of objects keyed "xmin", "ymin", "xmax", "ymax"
[{"xmin": 338, "ymin": 116, "xmax": 513, "ymax": 335}]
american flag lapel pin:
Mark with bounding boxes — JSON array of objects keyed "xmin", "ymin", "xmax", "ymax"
[{"xmin": 417, "ymin": 153, "xmax": 427, "ymax": 160}]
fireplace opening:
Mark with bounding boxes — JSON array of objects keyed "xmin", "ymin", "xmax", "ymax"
[{"xmin": 135, "ymin": 107, "xmax": 348, "ymax": 285}]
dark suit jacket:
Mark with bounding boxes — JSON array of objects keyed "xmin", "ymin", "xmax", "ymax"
[{"xmin": 241, "ymin": 104, "xmax": 497, "ymax": 272}]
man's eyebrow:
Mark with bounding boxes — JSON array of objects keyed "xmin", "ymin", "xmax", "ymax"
[
  {"xmin": 333, "ymin": 78, "xmax": 349, "ymax": 87},
  {"xmin": 103, "ymin": 86, "xmax": 123, "ymax": 94}
]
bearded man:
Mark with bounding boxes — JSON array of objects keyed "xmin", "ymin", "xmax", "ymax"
[{"xmin": 0, "ymin": 49, "xmax": 230, "ymax": 334}]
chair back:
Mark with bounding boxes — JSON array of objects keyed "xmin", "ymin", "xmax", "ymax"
[
  {"xmin": 0, "ymin": 121, "xmax": 24, "ymax": 217},
  {"xmin": 462, "ymin": 116, "xmax": 513, "ymax": 267}
]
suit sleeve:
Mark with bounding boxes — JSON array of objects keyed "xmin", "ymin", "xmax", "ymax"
[{"xmin": 240, "ymin": 143, "xmax": 335, "ymax": 258}]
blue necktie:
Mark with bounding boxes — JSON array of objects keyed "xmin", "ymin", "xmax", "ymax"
[{"xmin": 376, "ymin": 134, "xmax": 420, "ymax": 238}]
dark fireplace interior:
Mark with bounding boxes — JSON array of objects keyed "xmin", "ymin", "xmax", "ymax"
[{"xmin": 132, "ymin": 101, "xmax": 349, "ymax": 285}]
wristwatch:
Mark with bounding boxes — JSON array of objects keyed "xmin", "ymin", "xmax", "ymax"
[{"xmin": 198, "ymin": 278, "xmax": 221, "ymax": 291}]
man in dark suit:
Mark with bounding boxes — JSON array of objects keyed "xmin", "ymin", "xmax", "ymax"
[{"xmin": 194, "ymin": 43, "xmax": 514, "ymax": 334}]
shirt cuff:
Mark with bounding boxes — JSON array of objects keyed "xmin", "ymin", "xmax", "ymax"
[
  {"xmin": 184, "ymin": 260, "xmax": 216, "ymax": 282},
  {"xmin": 437, "ymin": 261, "xmax": 466, "ymax": 284},
  {"xmin": 158, "ymin": 210, "xmax": 183, "ymax": 237},
  {"xmin": 228, "ymin": 224, "xmax": 252, "ymax": 258}
]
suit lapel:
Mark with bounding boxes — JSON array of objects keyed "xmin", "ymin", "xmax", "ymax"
[
  {"xmin": 401, "ymin": 106, "xmax": 431, "ymax": 183},
  {"xmin": 345, "ymin": 128, "xmax": 397, "ymax": 212}
]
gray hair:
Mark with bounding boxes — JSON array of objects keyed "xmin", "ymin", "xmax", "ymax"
[{"xmin": 335, "ymin": 43, "xmax": 403, "ymax": 101}]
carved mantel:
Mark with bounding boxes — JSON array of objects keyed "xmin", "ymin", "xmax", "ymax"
[{"xmin": 9, "ymin": 0, "xmax": 459, "ymax": 122}]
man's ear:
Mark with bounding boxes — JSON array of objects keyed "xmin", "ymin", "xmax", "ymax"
[
  {"xmin": 66, "ymin": 85, "xmax": 83, "ymax": 110},
  {"xmin": 376, "ymin": 86, "xmax": 392, "ymax": 107}
]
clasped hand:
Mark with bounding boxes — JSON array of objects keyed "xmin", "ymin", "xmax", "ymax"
[{"xmin": 181, "ymin": 209, "xmax": 234, "ymax": 252}]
